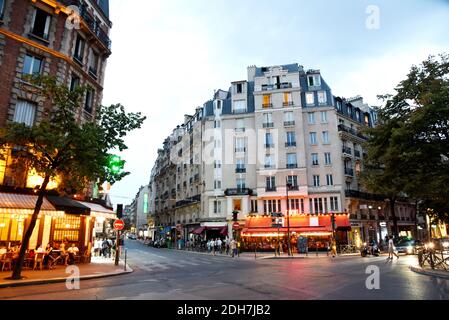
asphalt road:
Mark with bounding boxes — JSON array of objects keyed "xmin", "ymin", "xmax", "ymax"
[{"xmin": 1, "ymin": 240, "xmax": 448, "ymax": 300}]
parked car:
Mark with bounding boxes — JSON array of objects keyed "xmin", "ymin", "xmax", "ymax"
[
  {"xmin": 127, "ymin": 234, "xmax": 137, "ymax": 240},
  {"xmin": 395, "ymin": 239, "xmax": 423, "ymax": 255}
]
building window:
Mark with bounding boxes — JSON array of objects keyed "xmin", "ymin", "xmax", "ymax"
[
  {"xmin": 322, "ymin": 131, "xmax": 330, "ymax": 144},
  {"xmin": 236, "ymin": 158, "xmax": 245, "ymax": 171},
  {"xmin": 313, "ymin": 175, "xmax": 320, "ymax": 187},
  {"xmin": 312, "ymin": 153, "xmax": 319, "ymax": 166},
  {"xmin": 22, "ymin": 54, "xmax": 42, "ymax": 75},
  {"xmin": 308, "ymin": 75, "xmax": 321, "ymax": 87},
  {"xmin": 214, "ymin": 120, "xmax": 221, "ymax": 128},
  {"xmin": 286, "ymin": 132, "xmax": 296, "ymax": 146},
  {"xmin": 284, "ymin": 111, "xmax": 294, "ymax": 123},
  {"xmin": 53, "ymin": 216, "xmax": 81, "ymax": 241},
  {"xmin": 214, "ymin": 180, "xmax": 221, "ymax": 190},
  {"xmin": 214, "ymin": 160, "xmax": 221, "ymax": 169},
  {"xmin": 308, "ymin": 112, "xmax": 315, "ymax": 124},
  {"xmin": 235, "ymin": 118, "xmax": 245, "ymax": 131},
  {"xmin": 213, "ymin": 201, "xmax": 222, "ymax": 214},
  {"xmin": 236, "ymin": 83, "xmax": 243, "ymax": 94},
  {"xmin": 89, "ymin": 49, "xmax": 99, "ymax": 76},
  {"xmin": 289, "ymin": 198, "xmax": 300, "ymax": 211},
  {"xmin": 300, "ymin": 199, "xmax": 305, "ymax": 213},
  {"xmin": 263, "ymin": 113, "xmax": 273, "ymax": 126},
  {"xmin": 70, "ymin": 75, "xmax": 80, "ymax": 92},
  {"xmin": 84, "ymin": 87, "xmax": 94, "ymax": 113},
  {"xmin": 235, "ymin": 137, "xmax": 245, "ymax": 152},
  {"xmin": 320, "ymin": 111, "xmax": 328, "ymax": 123},
  {"xmin": 251, "ymin": 200, "xmax": 258, "ymax": 213},
  {"xmin": 264, "ymin": 199, "xmax": 281, "ymax": 214},
  {"xmin": 214, "ymin": 139, "xmax": 222, "ymax": 148},
  {"xmin": 234, "ymin": 100, "xmax": 246, "ymax": 113},
  {"xmin": 326, "ymin": 174, "xmax": 334, "ymax": 186},
  {"xmin": 74, "ymin": 34, "xmax": 85, "ymax": 63},
  {"xmin": 31, "ymin": 8, "xmax": 51, "ymax": 40},
  {"xmin": 262, "ymin": 94, "xmax": 271, "ymax": 108},
  {"xmin": 318, "ymin": 91, "xmax": 327, "ymax": 104},
  {"xmin": 287, "ymin": 153, "xmax": 297, "ymax": 168},
  {"xmin": 265, "ymin": 132, "xmax": 273, "ymax": 148},
  {"xmin": 283, "ymin": 92, "xmax": 292, "ymax": 106},
  {"xmin": 309, "ymin": 132, "xmax": 317, "ymax": 145},
  {"xmin": 265, "ymin": 154, "xmax": 275, "ymax": 168},
  {"xmin": 14, "ymin": 100, "xmax": 36, "ymax": 127},
  {"xmin": 287, "ymin": 175, "xmax": 298, "ymax": 187},
  {"xmin": 236, "ymin": 178, "xmax": 246, "ymax": 189},
  {"xmin": 330, "ymin": 197, "xmax": 339, "ymax": 211},
  {"xmin": 0, "ymin": 0, "xmax": 5, "ymax": 19},
  {"xmin": 324, "ymin": 152, "xmax": 332, "ymax": 165},
  {"xmin": 306, "ymin": 93, "xmax": 315, "ymax": 106},
  {"xmin": 266, "ymin": 176, "xmax": 276, "ymax": 190}
]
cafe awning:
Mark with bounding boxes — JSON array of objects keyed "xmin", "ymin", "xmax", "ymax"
[
  {"xmin": 241, "ymin": 226, "xmax": 333, "ymax": 237},
  {"xmin": 76, "ymin": 201, "xmax": 116, "ymax": 219},
  {"xmin": 191, "ymin": 227, "xmax": 205, "ymax": 235},
  {"xmin": 0, "ymin": 192, "xmax": 64, "ymax": 216},
  {"xmin": 46, "ymin": 196, "xmax": 91, "ymax": 216}
]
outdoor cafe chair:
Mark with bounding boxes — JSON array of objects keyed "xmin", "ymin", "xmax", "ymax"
[
  {"xmin": 1, "ymin": 252, "xmax": 13, "ymax": 271},
  {"xmin": 33, "ymin": 252, "xmax": 45, "ymax": 271}
]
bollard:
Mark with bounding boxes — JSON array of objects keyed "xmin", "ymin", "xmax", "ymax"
[{"xmin": 124, "ymin": 249, "xmax": 127, "ymax": 271}]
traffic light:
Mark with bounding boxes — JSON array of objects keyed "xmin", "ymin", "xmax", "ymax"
[
  {"xmin": 108, "ymin": 155, "xmax": 125, "ymax": 174},
  {"xmin": 117, "ymin": 204, "xmax": 123, "ymax": 219}
]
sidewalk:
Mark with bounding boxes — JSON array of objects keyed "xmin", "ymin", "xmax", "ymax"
[
  {"xmin": 0, "ymin": 256, "xmax": 133, "ymax": 288},
  {"xmin": 409, "ymin": 266, "xmax": 449, "ymax": 280}
]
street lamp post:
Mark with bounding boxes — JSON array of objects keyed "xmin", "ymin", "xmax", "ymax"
[{"xmin": 286, "ymin": 180, "xmax": 292, "ymax": 256}]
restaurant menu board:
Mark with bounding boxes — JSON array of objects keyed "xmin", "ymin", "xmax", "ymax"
[{"xmin": 297, "ymin": 236, "xmax": 308, "ymax": 254}]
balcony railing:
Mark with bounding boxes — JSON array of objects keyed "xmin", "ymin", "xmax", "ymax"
[
  {"xmin": 175, "ymin": 195, "xmax": 201, "ymax": 208},
  {"xmin": 345, "ymin": 168, "xmax": 354, "ymax": 176},
  {"xmin": 284, "ymin": 121, "xmax": 295, "ymax": 127},
  {"xmin": 287, "ymin": 164, "xmax": 298, "ymax": 169},
  {"xmin": 266, "ymin": 187, "xmax": 277, "ymax": 192},
  {"xmin": 264, "ymin": 143, "xmax": 275, "ymax": 149},
  {"xmin": 288, "ymin": 185, "xmax": 299, "ymax": 191},
  {"xmin": 285, "ymin": 142, "xmax": 297, "ymax": 147},
  {"xmin": 262, "ymin": 103, "xmax": 273, "ymax": 109},
  {"xmin": 225, "ymin": 188, "xmax": 253, "ymax": 196},
  {"xmin": 338, "ymin": 124, "xmax": 368, "ymax": 140},
  {"xmin": 235, "ymin": 147, "xmax": 246, "ymax": 153},
  {"xmin": 345, "ymin": 190, "xmax": 386, "ymax": 201},
  {"xmin": 263, "ymin": 122, "xmax": 274, "ymax": 128},
  {"xmin": 235, "ymin": 128, "xmax": 246, "ymax": 133},
  {"xmin": 264, "ymin": 164, "xmax": 275, "ymax": 169},
  {"xmin": 283, "ymin": 102, "xmax": 294, "ymax": 107},
  {"xmin": 235, "ymin": 167, "xmax": 246, "ymax": 173}
]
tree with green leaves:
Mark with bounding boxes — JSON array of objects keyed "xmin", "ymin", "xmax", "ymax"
[
  {"xmin": 0, "ymin": 75, "xmax": 146, "ymax": 280},
  {"xmin": 361, "ymin": 54, "xmax": 449, "ymax": 237}
]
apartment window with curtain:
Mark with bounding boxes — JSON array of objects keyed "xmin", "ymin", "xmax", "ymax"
[
  {"xmin": 287, "ymin": 175, "xmax": 298, "ymax": 187},
  {"xmin": 309, "ymin": 132, "xmax": 317, "ymax": 145},
  {"xmin": 14, "ymin": 100, "xmax": 36, "ymax": 127},
  {"xmin": 234, "ymin": 100, "xmax": 246, "ymax": 113},
  {"xmin": 286, "ymin": 132, "xmax": 296, "ymax": 147},
  {"xmin": 266, "ymin": 176, "xmax": 276, "ymax": 190},
  {"xmin": 263, "ymin": 113, "xmax": 273, "ymax": 127},
  {"xmin": 318, "ymin": 91, "xmax": 327, "ymax": 105},
  {"xmin": 324, "ymin": 152, "xmax": 332, "ymax": 165},
  {"xmin": 22, "ymin": 54, "xmax": 43, "ymax": 75},
  {"xmin": 306, "ymin": 93, "xmax": 315, "ymax": 106},
  {"xmin": 308, "ymin": 75, "xmax": 321, "ymax": 87},
  {"xmin": 320, "ymin": 111, "xmax": 328, "ymax": 123},
  {"xmin": 283, "ymin": 92, "xmax": 293, "ymax": 106},
  {"xmin": 213, "ymin": 201, "xmax": 222, "ymax": 214},
  {"xmin": 74, "ymin": 34, "xmax": 85, "ymax": 63},
  {"xmin": 308, "ymin": 112, "xmax": 315, "ymax": 124},
  {"xmin": 262, "ymin": 94, "xmax": 271, "ymax": 108},
  {"xmin": 284, "ymin": 111, "xmax": 294, "ymax": 126},
  {"xmin": 330, "ymin": 197, "xmax": 339, "ymax": 211},
  {"xmin": 31, "ymin": 8, "xmax": 51, "ymax": 40},
  {"xmin": 312, "ymin": 153, "xmax": 319, "ymax": 166},
  {"xmin": 214, "ymin": 180, "xmax": 222, "ymax": 190},
  {"xmin": 287, "ymin": 153, "xmax": 297, "ymax": 168},
  {"xmin": 322, "ymin": 131, "xmax": 330, "ymax": 144},
  {"xmin": 236, "ymin": 178, "xmax": 246, "ymax": 189}
]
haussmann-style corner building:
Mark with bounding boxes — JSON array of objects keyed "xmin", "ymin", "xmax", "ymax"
[
  {"xmin": 0, "ymin": 0, "xmax": 116, "ymax": 254},
  {"xmin": 146, "ymin": 63, "xmax": 420, "ymax": 252}
]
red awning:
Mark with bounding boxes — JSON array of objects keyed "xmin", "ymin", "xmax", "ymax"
[
  {"xmin": 220, "ymin": 226, "xmax": 228, "ymax": 235},
  {"xmin": 242, "ymin": 226, "xmax": 332, "ymax": 234},
  {"xmin": 191, "ymin": 227, "xmax": 205, "ymax": 235}
]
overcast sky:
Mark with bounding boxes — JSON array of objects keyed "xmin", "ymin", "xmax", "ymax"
[{"xmin": 102, "ymin": 0, "xmax": 449, "ymax": 208}]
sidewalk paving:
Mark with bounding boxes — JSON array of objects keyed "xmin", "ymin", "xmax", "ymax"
[
  {"xmin": 0, "ymin": 256, "xmax": 133, "ymax": 289},
  {"xmin": 409, "ymin": 266, "xmax": 449, "ymax": 280}
]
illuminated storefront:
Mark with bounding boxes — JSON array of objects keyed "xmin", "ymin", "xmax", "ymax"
[{"xmin": 240, "ymin": 213, "xmax": 351, "ymax": 252}]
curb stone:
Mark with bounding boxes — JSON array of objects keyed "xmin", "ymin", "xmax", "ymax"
[{"xmin": 409, "ymin": 266, "xmax": 449, "ymax": 280}]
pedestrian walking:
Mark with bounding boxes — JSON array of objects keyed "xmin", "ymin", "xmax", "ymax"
[
  {"xmin": 217, "ymin": 238, "xmax": 222, "ymax": 254},
  {"xmin": 330, "ymin": 238, "xmax": 337, "ymax": 258},
  {"xmin": 230, "ymin": 239, "xmax": 237, "ymax": 258},
  {"xmin": 387, "ymin": 236, "xmax": 399, "ymax": 260}
]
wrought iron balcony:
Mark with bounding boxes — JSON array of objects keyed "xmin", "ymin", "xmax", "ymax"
[
  {"xmin": 285, "ymin": 142, "xmax": 297, "ymax": 147},
  {"xmin": 235, "ymin": 167, "xmax": 246, "ymax": 173},
  {"xmin": 263, "ymin": 122, "xmax": 274, "ymax": 128},
  {"xmin": 283, "ymin": 102, "xmax": 294, "ymax": 107},
  {"xmin": 284, "ymin": 121, "xmax": 295, "ymax": 127},
  {"xmin": 287, "ymin": 164, "xmax": 298, "ymax": 169},
  {"xmin": 265, "ymin": 187, "xmax": 277, "ymax": 192},
  {"xmin": 338, "ymin": 124, "xmax": 368, "ymax": 140},
  {"xmin": 264, "ymin": 143, "xmax": 275, "ymax": 149},
  {"xmin": 262, "ymin": 103, "xmax": 273, "ymax": 109},
  {"xmin": 225, "ymin": 188, "xmax": 253, "ymax": 196}
]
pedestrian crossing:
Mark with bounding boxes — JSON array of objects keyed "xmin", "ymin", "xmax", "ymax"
[{"xmin": 127, "ymin": 251, "xmax": 231, "ymax": 273}]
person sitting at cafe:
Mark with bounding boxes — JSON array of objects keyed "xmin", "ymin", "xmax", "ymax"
[
  {"xmin": 67, "ymin": 244, "xmax": 79, "ymax": 265},
  {"xmin": 36, "ymin": 245, "xmax": 44, "ymax": 253},
  {"xmin": 60, "ymin": 241, "xmax": 70, "ymax": 266},
  {"xmin": 43, "ymin": 243, "xmax": 53, "ymax": 268}
]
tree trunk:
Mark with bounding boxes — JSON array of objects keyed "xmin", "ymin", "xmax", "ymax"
[
  {"xmin": 11, "ymin": 174, "xmax": 51, "ymax": 280},
  {"xmin": 389, "ymin": 197, "xmax": 399, "ymax": 238}
]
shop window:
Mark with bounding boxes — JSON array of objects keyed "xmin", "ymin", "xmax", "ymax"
[{"xmin": 53, "ymin": 216, "xmax": 81, "ymax": 242}]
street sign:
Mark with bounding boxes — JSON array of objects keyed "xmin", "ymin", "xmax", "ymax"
[
  {"xmin": 232, "ymin": 222, "xmax": 240, "ymax": 230},
  {"xmin": 114, "ymin": 219, "xmax": 125, "ymax": 231}
]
